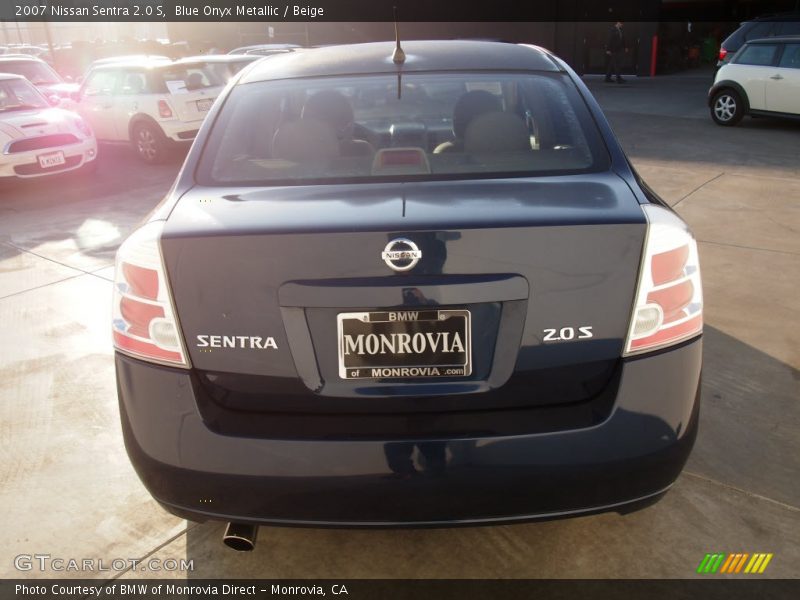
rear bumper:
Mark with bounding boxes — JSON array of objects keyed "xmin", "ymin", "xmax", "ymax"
[
  {"xmin": 116, "ymin": 337, "xmax": 701, "ymax": 526},
  {"xmin": 159, "ymin": 119, "xmax": 203, "ymax": 142}
]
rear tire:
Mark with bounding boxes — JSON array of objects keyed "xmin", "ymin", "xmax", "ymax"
[
  {"xmin": 711, "ymin": 89, "xmax": 744, "ymax": 126},
  {"xmin": 132, "ymin": 122, "xmax": 168, "ymax": 164}
]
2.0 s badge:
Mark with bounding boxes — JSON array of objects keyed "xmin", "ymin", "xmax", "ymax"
[{"xmin": 542, "ymin": 326, "xmax": 593, "ymax": 342}]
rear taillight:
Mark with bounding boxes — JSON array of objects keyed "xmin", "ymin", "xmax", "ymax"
[
  {"xmin": 112, "ymin": 221, "xmax": 189, "ymax": 367},
  {"xmin": 624, "ymin": 205, "xmax": 703, "ymax": 356},
  {"xmin": 718, "ymin": 47, "xmax": 728, "ymax": 61},
  {"xmin": 158, "ymin": 99, "xmax": 173, "ymax": 118}
]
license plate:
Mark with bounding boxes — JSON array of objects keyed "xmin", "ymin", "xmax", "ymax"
[
  {"xmin": 196, "ymin": 98, "xmax": 213, "ymax": 112},
  {"xmin": 337, "ymin": 309, "xmax": 472, "ymax": 379},
  {"xmin": 37, "ymin": 151, "xmax": 65, "ymax": 169}
]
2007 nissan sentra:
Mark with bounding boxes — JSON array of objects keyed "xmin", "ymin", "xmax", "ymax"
[{"xmin": 112, "ymin": 41, "xmax": 703, "ymax": 550}]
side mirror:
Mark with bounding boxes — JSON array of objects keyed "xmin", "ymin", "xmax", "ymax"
[
  {"xmin": 65, "ymin": 75, "xmax": 74, "ymax": 83},
  {"xmin": 48, "ymin": 94, "xmax": 61, "ymax": 106},
  {"xmin": 69, "ymin": 90, "xmax": 80, "ymax": 102}
]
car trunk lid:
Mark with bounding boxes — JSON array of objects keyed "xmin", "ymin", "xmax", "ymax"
[{"xmin": 161, "ymin": 174, "xmax": 645, "ymax": 409}]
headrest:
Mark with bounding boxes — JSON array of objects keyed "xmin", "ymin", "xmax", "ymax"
[
  {"xmin": 452, "ymin": 90, "xmax": 502, "ymax": 139},
  {"xmin": 302, "ymin": 90, "xmax": 354, "ymax": 138},
  {"xmin": 125, "ymin": 74, "xmax": 144, "ymax": 93},
  {"xmin": 463, "ymin": 112, "xmax": 530, "ymax": 153},
  {"xmin": 271, "ymin": 119, "xmax": 339, "ymax": 162}
]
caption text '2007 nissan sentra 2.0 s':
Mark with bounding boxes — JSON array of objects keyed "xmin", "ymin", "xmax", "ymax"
[{"xmin": 112, "ymin": 41, "xmax": 703, "ymax": 551}]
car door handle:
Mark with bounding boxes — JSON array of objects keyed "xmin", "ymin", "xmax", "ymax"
[
  {"xmin": 101, "ymin": 103, "xmax": 113, "ymax": 109},
  {"xmin": 769, "ymin": 74, "xmax": 784, "ymax": 80}
]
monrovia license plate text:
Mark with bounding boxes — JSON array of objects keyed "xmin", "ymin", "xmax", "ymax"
[{"xmin": 337, "ymin": 309, "xmax": 472, "ymax": 379}]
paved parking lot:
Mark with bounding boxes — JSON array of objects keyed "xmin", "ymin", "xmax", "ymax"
[{"xmin": 1, "ymin": 74, "xmax": 798, "ymax": 579}]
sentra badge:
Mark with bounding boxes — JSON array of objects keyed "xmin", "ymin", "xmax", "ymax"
[{"xmin": 196, "ymin": 335, "xmax": 277, "ymax": 349}]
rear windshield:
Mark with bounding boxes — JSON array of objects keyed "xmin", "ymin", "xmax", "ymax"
[
  {"xmin": 205, "ymin": 60, "xmax": 256, "ymax": 83},
  {"xmin": 153, "ymin": 65, "xmax": 222, "ymax": 94},
  {"xmin": 197, "ymin": 72, "xmax": 609, "ymax": 186}
]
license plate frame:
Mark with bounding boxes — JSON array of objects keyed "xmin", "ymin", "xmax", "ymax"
[
  {"xmin": 37, "ymin": 151, "xmax": 66, "ymax": 169},
  {"xmin": 196, "ymin": 98, "xmax": 213, "ymax": 112},
  {"xmin": 337, "ymin": 309, "xmax": 472, "ymax": 380}
]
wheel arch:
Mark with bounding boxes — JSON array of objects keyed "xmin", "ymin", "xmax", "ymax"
[
  {"xmin": 128, "ymin": 114, "xmax": 165, "ymax": 142},
  {"xmin": 709, "ymin": 80, "xmax": 750, "ymax": 113}
]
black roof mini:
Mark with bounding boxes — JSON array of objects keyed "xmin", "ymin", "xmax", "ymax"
[{"xmin": 742, "ymin": 35, "xmax": 800, "ymax": 44}]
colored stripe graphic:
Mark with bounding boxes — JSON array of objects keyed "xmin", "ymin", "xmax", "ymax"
[
  {"xmin": 720, "ymin": 554, "xmax": 736, "ymax": 573},
  {"xmin": 698, "ymin": 554, "xmax": 727, "ymax": 574},
  {"xmin": 745, "ymin": 554, "xmax": 761, "ymax": 573},
  {"xmin": 725, "ymin": 553, "xmax": 740, "ymax": 573},
  {"xmin": 758, "ymin": 554, "xmax": 773, "ymax": 573},
  {"xmin": 700, "ymin": 552, "xmax": 774, "ymax": 575},
  {"xmin": 734, "ymin": 553, "xmax": 749, "ymax": 573},
  {"xmin": 710, "ymin": 554, "xmax": 726, "ymax": 573},
  {"xmin": 697, "ymin": 554, "xmax": 713, "ymax": 573}
]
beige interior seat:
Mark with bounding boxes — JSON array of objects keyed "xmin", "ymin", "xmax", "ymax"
[
  {"xmin": 301, "ymin": 90, "xmax": 375, "ymax": 157},
  {"xmin": 434, "ymin": 90, "xmax": 502, "ymax": 153},
  {"xmin": 271, "ymin": 118, "xmax": 340, "ymax": 162},
  {"xmin": 463, "ymin": 111, "xmax": 531, "ymax": 153}
]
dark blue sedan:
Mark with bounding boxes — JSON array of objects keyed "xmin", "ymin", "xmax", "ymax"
[{"xmin": 112, "ymin": 41, "xmax": 703, "ymax": 551}]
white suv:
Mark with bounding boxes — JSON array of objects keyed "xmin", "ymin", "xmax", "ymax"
[
  {"xmin": 71, "ymin": 58, "xmax": 223, "ymax": 162},
  {"xmin": 709, "ymin": 36, "xmax": 800, "ymax": 125}
]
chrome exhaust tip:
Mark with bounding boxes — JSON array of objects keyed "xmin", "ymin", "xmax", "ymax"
[{"xmin": 222, "ymin": 522, "xmax": 258, "ymax": 551}]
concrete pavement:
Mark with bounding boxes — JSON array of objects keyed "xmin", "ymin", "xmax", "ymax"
[{"xmin": 1, "ymin": 77, "xmax": 798, "ymax": 579}]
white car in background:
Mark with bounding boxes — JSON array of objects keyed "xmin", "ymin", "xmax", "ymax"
[
  {"xmin": 709, "ymin": 36, "xmax": 800, "ymax": 125},
  {"xmin": 176, "ymin": 54, "xmax": 260, "ymax": 83},
  {"xmin": 72, "ymin": 58, "xmax": 224, "ymax": 163},
  {"xmin": 0, "ymin": 74, "xmax": 96, "ymax": 180},
  {"xmin": 0, "ymin": 55, "xmax": 78, "ymax": 100}
]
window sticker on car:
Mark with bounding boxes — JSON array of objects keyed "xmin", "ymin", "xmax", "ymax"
[{"xmin": 165, "ymin": 80, "xmax": 188, "ymax": 94}]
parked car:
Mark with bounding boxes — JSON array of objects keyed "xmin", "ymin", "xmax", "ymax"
[
  {"xmin": 709, "ymin": 36, "xmax": 800, "ymax": 125},
  {"xmin": 717, "ymin": 13, "xmax": 800, "ymax": 67},
  {"xmin": 83, "ymin": 54, "xmax": 171, "ymax": 72},
  {"xmin": 0, "ymin": 55, "xmax": 78, "ymax": 99},
  {"xmin": 113, "ymin": 41, "xmax": 703, "ymax": 550},
  {"xmin": 9, "ymin": 45, "xmax": 50, "ymax": 61},
  {"xmin": 228, "ymin": 43, "xmax": 300, "ymax": 55},
  {"xmin": 0, "ymin": 74, "xmax": 96, "ymax": 180},
  {"xmin": 176, "ymin": 54, "xmax": 260, "ymax": 83},
  {"xmin": 72, "ymin": 58, "xmax": 224, "ymax": 163}
]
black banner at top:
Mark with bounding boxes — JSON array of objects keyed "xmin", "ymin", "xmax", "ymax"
[{"xmin": 3, "ymin": 0, "xmax": 799, "ymax": 22}]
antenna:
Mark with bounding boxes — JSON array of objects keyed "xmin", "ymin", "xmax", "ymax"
[{"xmin": 392, "ymin": 6, "xmax": 406, "ymax": 65}]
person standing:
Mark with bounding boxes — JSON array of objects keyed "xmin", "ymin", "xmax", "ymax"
[{"xmin": 605, "ymin": 22, "xmax": 627, "ymax": 83}]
